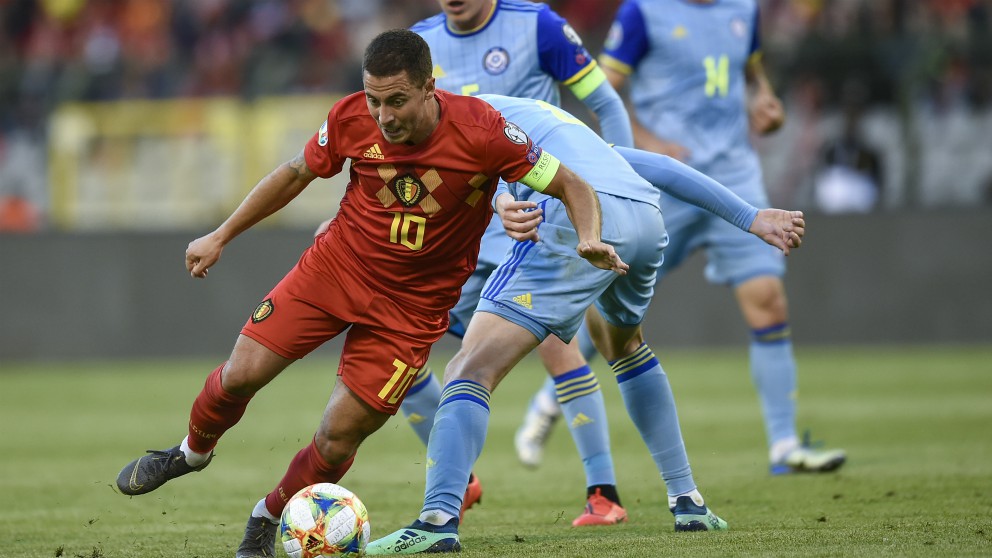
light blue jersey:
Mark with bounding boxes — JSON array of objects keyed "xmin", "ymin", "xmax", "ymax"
[
  {"xmin": 413, "ymin": 0, "xmax": 603, "ymax": 111},
  {"xmin": 413, "ymin": 0, "xmax": 633, "ymax": 333},
  {"xmin": 602, "ymin": 0, "xmax": 782, "ymax": 286},
  {"xmin": 475, "ymin": 95, "xmax": 666, "ymax": 341},
  {"xmin": 601, "ymin": 0, "xmax": 761, "ymax": 186},
  {"xmin": 480, "ymin": 94, "xmax": 659, "ymax": 208}
]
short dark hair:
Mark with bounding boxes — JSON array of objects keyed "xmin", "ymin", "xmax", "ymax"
[{"xmin": 363, "ymin": 29, "xmax": 433, "ymax": 87}]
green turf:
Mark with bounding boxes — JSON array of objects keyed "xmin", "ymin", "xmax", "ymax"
[{"xmin": 2, "ymin": 346, "xmax": 991, "ymax": 557}]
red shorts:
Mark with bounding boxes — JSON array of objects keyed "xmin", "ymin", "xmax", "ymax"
[{"xmin": 241, "ymin": 240, "xmax": 448, "ymax": 414}]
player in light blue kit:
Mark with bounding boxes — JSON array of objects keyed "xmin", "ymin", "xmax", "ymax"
[
  {"xmin": 401, "ymin": 0, "xmax": 635, "ymax": 526},
  {"xmin": 365, "ymin": 95, "xmax": 808, "ymax": 554},
  {"xmin": 515, "ymin": 0, "xmax": 845, "ymax": 475}
]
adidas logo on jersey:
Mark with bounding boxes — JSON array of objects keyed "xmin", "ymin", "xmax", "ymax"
[
  {"xmin": 571, "ymin": 413, "xmax": 594, "ymax": 428},
  {"xmin": 364, "ymin": 143, "xmax": 384, "ymax": 159},
  {"xmin": 512, "ymin": 293, "xmax": 533, "ymax": 309}
]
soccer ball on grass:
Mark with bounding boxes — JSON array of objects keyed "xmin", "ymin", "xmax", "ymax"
[{"xmin": 279, "ymin": 482, "xmax": 371, "ymax": 558}]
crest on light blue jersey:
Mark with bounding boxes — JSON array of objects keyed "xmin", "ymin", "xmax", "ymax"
[{"xmin": 483, "ymin": 47, "xmax": 510, "ymax": 75}]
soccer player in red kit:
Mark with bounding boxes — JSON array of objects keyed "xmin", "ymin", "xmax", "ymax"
[{"xmin": 114, "ymin": 29, "xmax": 626, "ymax": 558}]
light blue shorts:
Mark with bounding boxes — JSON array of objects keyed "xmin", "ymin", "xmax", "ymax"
[
  {"xmin": 477, "ymin": 195, "xmax": 667, "ymax": 342},
  {"xmin": 448, "ymin": 216, "xmax": 514, "ymax": 337},
  {"xmin": 658, "ymin": 173, "xmax": 785, "ymax": 286}
]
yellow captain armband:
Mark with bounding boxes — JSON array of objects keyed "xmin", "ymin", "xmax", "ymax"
[
  {"xmin": 566, "ymin": 64, "xmax": 607, "ymax": 101},
  {"xmin": 519, "ymin": 150, "xmax": 560, "ymax": 193}
]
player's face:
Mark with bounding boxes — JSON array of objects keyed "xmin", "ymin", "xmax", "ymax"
[
  {"xmin": 438, "ymin": 0, "xmax": 494, "ymax": 31},
  {"xmin": 364, "ymin": 71, "xmax": 438, "ymax": 145}
]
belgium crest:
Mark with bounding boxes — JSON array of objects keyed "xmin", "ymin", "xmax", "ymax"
[
  {"xmin": 251, "ymin": 299, "xmax": 274, "ymax": 323},
  {"xmin": 393, "ymin": 174, "xmax": 425, "ymax": 207}
]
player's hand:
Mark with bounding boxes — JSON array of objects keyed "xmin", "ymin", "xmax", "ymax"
[
  {"xmin": 185, "ymin": 232, "xmax": 225, "ymax": 278},
  {"xmin": 749, "ymin": 91, "xmax": 785, "ymax": 135},
  {"xmin": 314, "ymin": 218, "xmax": 332, "ymax": 237},
  {"xmin": 497, "ymin": 197, "xmax": 543, "ymax": 242},
  {"xmin": 749, "ymin": 209, "xmax": 804, "ymax": 255},
  {"xmin": 577, "ymin": 241, "xmax": 629, "ymax": 275}
]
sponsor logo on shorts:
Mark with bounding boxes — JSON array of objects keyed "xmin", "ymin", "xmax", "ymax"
[
  {"xmin": 512, "ymin": 293, "xmax": 533, "ymax": 310},
  {"xmin": 251, "ymin": 299, "xmax": 274, "ymax": 323}
]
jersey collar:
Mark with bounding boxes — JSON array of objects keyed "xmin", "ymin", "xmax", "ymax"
[{"xmin": 445, "ymin": 0, "xmax": 499, "ymax": 37}]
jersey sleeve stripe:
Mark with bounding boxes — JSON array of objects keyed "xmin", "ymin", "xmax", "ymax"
[
  {"xmin": 561, "ymin": 60, "xmax": 598, "ymax": 87},
  {"xmin": 598, "ymin": 54, "xmax": 633, "ymax": 75}
]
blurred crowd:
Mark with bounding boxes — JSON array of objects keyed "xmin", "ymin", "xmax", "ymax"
[
  {"xmin": 1, "ymin": 0, "xmax": 991, "ymax": 229},
  {"xmin": 2, "ymin": 0, "xmax": 989, "ymax": 133}
]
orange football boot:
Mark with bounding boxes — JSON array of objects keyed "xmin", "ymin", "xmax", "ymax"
[
  {"xmin": 572, "ymin": 488, "xmax": 628, "ymax": 527},
  {"xmin": 459, "ymin": 473, "xmax": 483, "ymax": 521}
]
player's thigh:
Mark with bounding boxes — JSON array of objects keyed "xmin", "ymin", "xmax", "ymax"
[
  {"xmin": 447, "ymin": 311, "xmax": 542, "ymax": 390},
  {"xmin": 337, "ymin": 321, "xmax": 440, "ymax": 416}
]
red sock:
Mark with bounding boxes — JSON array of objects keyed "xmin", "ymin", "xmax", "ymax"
[
  {"xmin": 187, "ymin": 364, "xmax": 252, "ymax": 454},
  {"xmin": 264, "ymin": 439, "xmax": 356, "ymax": 517}
]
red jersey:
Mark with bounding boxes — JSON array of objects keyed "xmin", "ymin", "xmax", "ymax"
[{"xmin": 303, "ymin": 90, "xmax": 538, "ymax": 313}]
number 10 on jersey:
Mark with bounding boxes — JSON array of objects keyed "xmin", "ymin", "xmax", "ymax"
[{"xmin": 389, "ymin": 211, "xmax": 426, "ymax": 251}]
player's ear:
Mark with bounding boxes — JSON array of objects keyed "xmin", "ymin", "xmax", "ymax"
[{"xmin": 424, "ymin": 76, "xmax": 436, "ymax": 100}]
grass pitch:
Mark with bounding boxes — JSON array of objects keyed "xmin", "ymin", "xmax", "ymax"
[{"xmin": 1, "ymin": 345, "xmax": 990, "ymax": 558}]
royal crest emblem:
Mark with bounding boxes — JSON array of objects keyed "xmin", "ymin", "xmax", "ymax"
[
  {"xmin": 394, "ymin": 174, "xmax": 424, "ymax": 207},
  {"xmin": 251, "ymin": 299, "xmax": 274, "ymax": 323}
]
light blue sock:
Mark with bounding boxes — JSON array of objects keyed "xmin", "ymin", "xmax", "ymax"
[
  {"xmin": 576, "ymin": 320, "xmax": 599, "ymax": 362},
  {"xmin": 612, "ymin": 344, "xmax": 695, "ymax": 497},
  {"xmin": 554, "ymin": 365, "xmax": 616, "ymax": 487},
  {"xmin": 400, "ymin": 366, "xmax": 442, "ymax": 447},
  {"xmin": 423, "ymin": 380, "xmax": 491, "ymax": 519},
  {"xmin": 750, "ymin": 323, "xmax": 798, "ymax": 450}
]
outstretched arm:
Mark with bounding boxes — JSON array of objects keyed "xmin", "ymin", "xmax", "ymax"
[
  {"xmin": 616, "ymin": 146, "xmax": 803, "ymax": 254},
  {"xmin": 186, "ymin": 150, "xmax": 318, "ymax": 277}
]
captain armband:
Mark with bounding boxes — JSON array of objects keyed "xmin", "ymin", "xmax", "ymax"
[{"xmin": 519, "ymin": 150, "xmax": 560, "ymax": 193}]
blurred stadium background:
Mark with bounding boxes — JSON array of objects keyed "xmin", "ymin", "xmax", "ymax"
[{"xmin": 1, "ymin": 0, "xmax": 991, "ymax": 360}]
